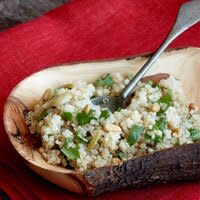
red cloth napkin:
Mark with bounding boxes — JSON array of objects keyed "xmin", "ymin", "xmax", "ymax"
[{"xmin": 1, "ymin": 0, "xmax": 200, "ymax": 199}]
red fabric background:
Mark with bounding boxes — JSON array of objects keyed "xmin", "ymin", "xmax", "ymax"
[{"xmin": 1, "ymin": 0, "xmax": 200, "ymax": 199}]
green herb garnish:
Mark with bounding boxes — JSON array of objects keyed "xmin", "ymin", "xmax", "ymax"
[
  {"xmin": 154, "ymin": 135, "xmax": 163, "ymax": 144},
  {"xmin": 61, "ymin": 143, "xmax": 80, "ymax": 160},
  {"xmin": 95, "ymin": 73, "xmax": 114, "ymax": 87},
  {"xmin": 127, "ymin": 125, "xmax": 144, "ymax": 146},
  {"xmin": 189, "ymin": 128, "xmax": 200, "ymax": 141},
  {"xmin": 76, "ymin": 110, "xmax": 96, "ymax": 125},
  {"xmin": 153, "ymin": 116, "xmax": 167, "ymax": 132},
  {"xmin": 36, "ymin": 110, "xmax": 48, "ymax": 121},
  {"xmin": 157, "ymin": 108, "xmax": 165, "ymax": 116},
  {"xmin": 145, "ymin": 133, "xmax": 152, "ymax": 140},
  {"xmin": 100, "ymin": 110, "xmax": 110, "ymax": 119},
  {"xmin": 87, "ymin": 132, "xmax": 102, "ymax": 151},
  {"xmin": 75, "ymin": 132, "xmax": 88, "ymax": 143},
  {"xmin": 158, "ymin": 91, "xmax": 172, "ymax": 109},
  {"xmin": 61, "ymin": 112, "xmax": 73, "ymax": 121}
]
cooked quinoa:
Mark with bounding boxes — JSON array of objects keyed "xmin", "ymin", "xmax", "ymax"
[{"xmin": 26, "ymin": 73, "xmax": 200, "ymax": 171}]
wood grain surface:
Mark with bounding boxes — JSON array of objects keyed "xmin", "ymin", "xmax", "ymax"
[{"xmin": 0, "ymin": 0, "xmax": 69, "ymax": 31}]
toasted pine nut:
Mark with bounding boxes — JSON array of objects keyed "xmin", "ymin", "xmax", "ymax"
[
  {"xmin": 168, "ymin": 124, "xmax": 179, "ymax": 134},
  {"xmin": 103, "ymin": 124, "xmax": 122, "ymax": 132},
  {"xmin": 83, "ymin": 105, "xmax": 90, "ymax": 113},
  {"xmin": 150, "ymin": 103, "xmax": 160, "ymax": 112},
  {"xmin": 111, "ymin": 157, "xmax": 121, "ymax": 165}
]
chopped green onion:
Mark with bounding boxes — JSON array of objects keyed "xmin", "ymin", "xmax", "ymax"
[
  {"xmin": 127, "ymin": 125, "xmax": 144, "ymax": 146},
  {"xmin": 36, "ymin": 110, "xmax": 48, "ymax": 121},
  {"xmin": 75, "ymin": 132, "xmax": 88, "ymax": 143},
  {"xmin": 189, "ymin": 128, "xmax": 200, "ymax": 141},
  {"xmin": 67, "ymin": 138, "xmax": 74, "ymax": 144},
  {"xmin": 76, "ymin": 110, "xmax": 96, "ymax": 125},
  {"xmin": 157, "ymin": 108, "xmax": 165, "ymax": 116},
  {"xmin": 61, "ymin": 112, "xmax": 73, "ymax": 121},
  {"xmin": 61, "ymin": 143, "xmax": 80, "ymax": 160},
  {"xmin": 87, "ymin": 132, "xmax": 102, "ymax": 151},
  {"xmin": 100, "ymin": 110, "xmax": 110, "ymax": 119},
  {"xmin": 95, "ymin": 73, "xmax": 114, "ymax": 87}
]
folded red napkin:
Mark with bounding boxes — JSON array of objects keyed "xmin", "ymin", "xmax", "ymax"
[{"xmin": 1, "ymin": 0, "xmax": 200, "ymax": 199}]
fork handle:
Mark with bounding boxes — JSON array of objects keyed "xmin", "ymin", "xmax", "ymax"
[{"xmin": 120, "ymin": 0, "xmax": 200, "ymax": 102}]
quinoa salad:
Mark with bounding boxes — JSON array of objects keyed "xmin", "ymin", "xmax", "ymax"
[{"xmin": 26, "ymin": 73, "xmax": 200, "ymax": 171}]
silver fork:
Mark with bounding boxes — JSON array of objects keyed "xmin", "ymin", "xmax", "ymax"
[{"xmin": 92, "ymin": 0, "xmax": 200, "ymax": 112}]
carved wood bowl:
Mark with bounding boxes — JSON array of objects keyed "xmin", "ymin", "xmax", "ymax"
[{"xmin": 3, "ymin": 47, "xmax": 200, "ymax": 196}]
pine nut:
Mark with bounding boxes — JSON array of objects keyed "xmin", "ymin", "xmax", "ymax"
[
  {"xmin": 150, "ymin": 103, "xmax": 160, "ymax": 112},
  {"xmin": 103, "ymin": 124, "xmax": 122, "ymax": 132}
]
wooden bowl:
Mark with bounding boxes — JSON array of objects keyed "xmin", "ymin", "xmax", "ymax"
[{"xmin": 3, "ymin": 47, "xmax": 200, "ymax": 196}]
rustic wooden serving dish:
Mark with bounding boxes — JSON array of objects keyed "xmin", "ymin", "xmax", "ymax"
[{"xmin": 3, "ymin": 47, "xmax": 200, "ymax": 196}]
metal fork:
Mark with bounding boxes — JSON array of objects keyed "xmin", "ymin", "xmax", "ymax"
[{"xmin": 92, "ymin": 0, "xmax": 200, "ymax": 112}]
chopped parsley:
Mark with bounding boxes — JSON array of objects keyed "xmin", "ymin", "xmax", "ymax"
[
  {"xmin": 157, "ymin": 108, "xmax": 165, "ymax": 116},
  {"xmin": 189, "ymin": 128, "xmax": 200, "ymax": 141},
  {"xmin": 95, "ymin": 73, "xmax": 114, "ymax": 87},
  {"xmin": 158, "ymin": 90, "xmax": 172, "ymax": 108},
  {"xmin": 61, "ymin": 112, "xmax": 73, "ymax": 122},
  {"xmin": 156, "ymin": 90, "xmax": 172, "ymax": 115},
  {"xmin": 154, "ymin": 135, "xmax": 163, "ymax": 144},
  {"xmin": 76, "ymin": 110, "xmax": 96, "ymax": 125},
  {"xmin": 153, "ymin": 116, "xmax": 167, "ymax": 132},
  {"xmin": 127, "ymin": 125, "xmax": 144, "ymax": 146},
  {"xmin": 145, "ymin": 132, "xmax": 163, "ymax": 144},
  {"xmin": 100, "ymin": 110, "xmax": 110, "ymax": 119}
]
